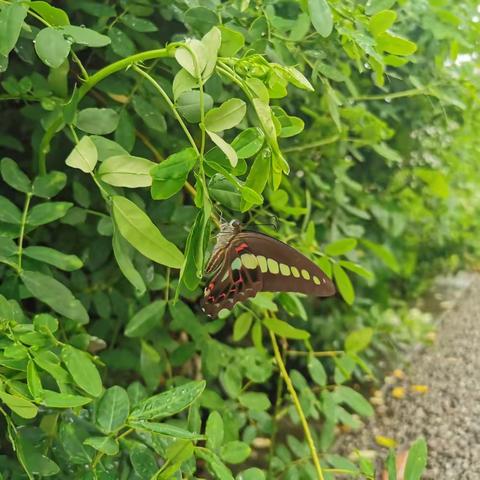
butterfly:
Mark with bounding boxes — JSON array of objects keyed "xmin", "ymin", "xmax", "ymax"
[{"xmin": 201, "ymin": 220, "xmax": 336, "ymax": 317}]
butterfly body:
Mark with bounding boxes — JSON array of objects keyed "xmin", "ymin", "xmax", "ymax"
[{"xmin": 201, "ymin": 220, "xmax": 336, "ymax": 317}]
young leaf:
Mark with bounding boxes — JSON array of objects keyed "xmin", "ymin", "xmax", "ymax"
[
  {"xmin": 175, "ymin": 39, "xmax": 207, "ymax": 78},
  {"xmin": 377, "ymin": 33, "xmax": 417, "ymax": 56},
  {"xmin": 231, "ymin": 128, "xmax": 265, "ymax": 159},
  {"xmin": 65, "ymin": 135, "xmax": 98, "ymax": 173},
  {"xmin": 98, "ymin": 155, "xmax": 155, "ymax": 188},
  {"xmin": 27, "ymin": 360, "xmax": 44, "ymax": 400},
  {"xmin": 76, "ymin": 108, "xmax": 119, "ymax": 135},
  {"xmin": 325, "ymin": 238, "xmax": 357, "ymax": 256},
  {"xmin": 30, "ymin": 1, "xmax": 70, "ymax": 26},
  {"xmin": 27, "ymin": 202, "xmax": 72, "ymax": 226},
  {"xmin": 112, "ymin": 195, "xmax": 184, "ymax": 269},
  {"xmin": 338, "ymin": 260, "xmax": 374, "ymax": 280},
  {"xmin": 195, "ymin": 448, "xmax": 234, "ymax": 480},
  {"xmin": 218, "ymin": 26, "xmax": 245, "ymax": 56},
  {"xmin": 129, "ymin": 421, "xmax": 202, "ymax": 440},
  {"xmin": 41, "ymin": 390, "xmax": 91, "ymax": 408},
  {"xmin": 21, "ymin": 270, "xmax": 89, "ymax": 324},
  {"xmin": 204, "ymin": 98, "xmax": 247, "ymax": 132},
  {"xmin": 233, "ymin": 312, "xmax": 253, "ymax": 342},
  {"xmin": 369, "ymin": 10, "xmax": 397, "ymax": 36},
  {"xmin": 308, "ymin": 356, "xmax": 327, "ymax": 386},
  {"xmin": 61, "ymin": 25, "xmax": 110, "ymax": 47},
  {"xmin": 238, "ymin": 392, "xmax": 271, "ymax": 411}
]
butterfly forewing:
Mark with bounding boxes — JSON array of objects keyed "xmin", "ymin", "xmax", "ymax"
[{"xmin": 201, "ymin": 224, "xmax": 336, "ymax": 317}]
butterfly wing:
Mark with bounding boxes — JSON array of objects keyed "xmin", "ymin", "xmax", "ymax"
[
  {"xmin": 201, "ymin": 239, "xmax": 263, "ymax": 317},
  {"xmin": 234, "ymin": 231, "xmax": 336, "ymax": 296},
  {"xmin": 201, "ymin": 230, "xmax": 335, "ymax": 317}
]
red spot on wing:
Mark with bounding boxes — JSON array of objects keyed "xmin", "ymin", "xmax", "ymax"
[
  {"xmin": 208, "ymin": 282, "xmax": 215, "ymax": 290},
  {"xmin": 235, "ymin": 242, "xmax": 249, "ymax": 253},
  {"xmin": 218, "ymin": 293, "xmax": 226, "ymax": 301}
]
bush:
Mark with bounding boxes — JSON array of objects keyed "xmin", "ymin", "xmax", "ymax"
[{"xmin": 0, "ymin": 0, "xmax": 478, "ymax": 478}]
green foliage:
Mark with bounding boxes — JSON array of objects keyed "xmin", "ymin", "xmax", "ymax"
[{"xmin": 0, "ymin": 0, "xmax": 478, "ymax": 478}]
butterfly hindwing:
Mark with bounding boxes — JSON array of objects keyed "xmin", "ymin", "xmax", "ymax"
[{"xmin": 201, "ymin": 240, "xmax": 263, "ymax": 317}]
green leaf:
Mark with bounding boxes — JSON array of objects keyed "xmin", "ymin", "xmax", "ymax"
[
  {"xmin": 233, "ymin": 312, "xmax": 253, "ymax": 342},
  {"xmin": 132, "ymin": 95, "xmax": 167, "ymax": 132},
  {"xmin": 97, "ymin": 386, "xmax": 130, "ymax": 433},
  {"xmin": 173, "ymin": 68, "xmax": 198, "ymax": 101},
  {"xmin": 333, "ymin": 264, "xmax": 354, "ymax": 305},
  {"xmin": 218, "ymin": 26, "xmax": 245, "ymax": 56},
  {"xmin": 41, "ymin": 390, "xmax": 91, "ymax": 408},
  {"xmin": 207, "ymin": 131, "xmax": 238, "ymax": 167},
  {"xmin": 369, "ymin": 10, "xmax": 397, "ymax": 35},
  {"xmin": 61, "ymin": 25, "xmax": 110, "ymax": 47},
  {"xmin": 76, "ymin": 108, "xmax": 119, "ymax": 135},
  {"xmin": 130, "ymin": 443, "xmax": 157, "ymax": 478},
  {"xmin": 66, "ymin": 135, "xmax": 98, "ymax": 173},
  {"xmin": 231, "ymin": 128, "xmax": 265, "ymax": 159},
  {"xmin": 0, "ymin": 3, "xmax": 28, "ymax": 56},
  {"xmin": 27, "ymin": 202, "xmax": 72, "ymax": 226},
  {"xmin": 204, "ymin": 98, "xmax": 246, "ymax": 132},
  {"xmin": 98, "ymin": 154, "xmax": 155, "ymax": 188},
  {"xmin": 30, "ymin": 1, "xmax": 70, "ymax": 26},
  {"xmin": 366, "ymin": 0, "xmax": 396, "ymax": 16},
  {"xmin": 308, "ymin": 356, "xmax": 327, "ymax": 386},
  {"xmin": 0, "ymin": 390, "xmax": 38, "ymax": 419},
  {"xmin": 202, "ymin": 26, "xmax": 221, "ymax": 78},
  {"xmin": 338, "ymin": 261, "xmax": 374, "ymax": 280},
  {"xmin": 195, "ymin": 448, "xmax": 234, "ymax": 480},
  {"xmin": 238, "ymin": 392, "xmax": 271, "ymax": 411},
  {"xmin": 377, "ymin": 33, "xmax": 417, "ymax": 56},
  {"xmin": 184, "ymin": 7, "xmax": 218, "ymax": 35},
  {"xmin": 27, "ymin": 359, "xmax": 44, "ymax": 399},
  {"xmin": 112, "ymin": 228, "xmax": 146, "ymax": 295},
  {"xmin": 238, "ymin": 468, "xmax": 266, "ymax": 480},
  {"xmin": 206, "ymin": 411, "xmax": 224, "ymax": 450},
  {"xmin": 125, "ymin": 300, "xmax": 166, "ymax": 338},
  {"xmin": 0, "ymin": 195, "xmax": 22, "ymax": 224},
  {"xmin": 112, "ymin": 195, "xmax": 184, "ymax": 268},
  {"xmin": 129, "ymin": 421, "xmax": 202, "ymax": 440},
  {"xmin": 62, "ymin": 345, "xmax": 102, "ymax": 397},
  {"xmin": 150, "ymin": 147, "xmax": 197, "ymax": 200},
  {"xmin": 362, "ymin": 239, "xmax": 400, "ymax": 272},
  {"xmin": 177, "ymin": 90, "xmax": 214, "ymax": 123},
  {"xmin": 34, "ymin": 27, "xmax": 71, "ymax": 68},
  {"xmin": 175, "ymin": 39, "xmax": 207, "ymax": 78},
  {"xmin": 263, "ymin": 317, "xmax": 310, "ymax": 340},
  {"xmin": 121, "ymin": 14, "xmax": 158, "ymax": 32},
  {"xmin": 84, "ymin": 436, "xmax": 119, "ymax": 455},
  {"xmin": 221, "ymin": 441, "xmax": 251, "ymax": 464},
  {"xmin": 308, "ymin": 0, "xmax": 334, "ymax": 38},
  {"xmin": 130, "ymin": 380, "xmax": 206, "ymax": 421},
  {"xmin": 325, "ymin": 238, "xmax": 357, "ymax": 256},
  {"xmin": 32, "ymin": 171, "xmax": 67, "ymax": 199},
  {"xmin": 345, "ymin": 328, "xmax": 374, "ymax": 353},
  {"xmin": 23, "ymin": 246, "xmax": 82, "ymax": 271},
  {"xmin": 21, "ymin": 270, "xmax": 89, "ymax": 324},
  {"xmin": 1, "ymin": 157, "xmax": 31, "ymax": 193},
  {"xmin": 404, "ymin": 437, "xmax": 428, "ymax": 480},
  {"xmin": 386, "ymin": 449, "xmax": 397, "ymax": 480},
  {"xmin": 334, "ymin": 386, "xmax": 374, "ymax": 417},
  {"xmin": 108, "ymin": 27, "xmax": 135, "ymax": 57}
]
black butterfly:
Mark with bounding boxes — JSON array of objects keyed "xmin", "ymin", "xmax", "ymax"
[{"xmin": 201, "ymin": 220, "xmax": 336, "ymax": 317}]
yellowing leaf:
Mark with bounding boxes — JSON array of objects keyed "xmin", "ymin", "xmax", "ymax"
[
  {"xmin": 391, "ymin": 387, "xmax": 405, "ymax": 399},
  {"xmin": 375, "ymin": 435, "xmax": 397, "ymax": 448}
]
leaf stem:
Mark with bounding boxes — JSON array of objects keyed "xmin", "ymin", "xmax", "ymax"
[
  {"xmin": 17, "ymin": 192, "xmax": 32, "ymax": 272},
  {"xmin": 268, "ymin": 329, "xmax": 325, "ymax": 480}
]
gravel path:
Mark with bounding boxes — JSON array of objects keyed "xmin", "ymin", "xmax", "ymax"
[{"xmin": 336, "ymin": 273, "xmax": 480, "ymax": 479}]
